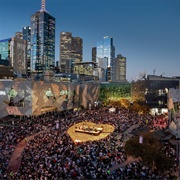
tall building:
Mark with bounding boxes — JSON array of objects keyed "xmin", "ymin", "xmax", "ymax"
[
  {"xmin": 15, "ymin": 32, "xmax": 23, "ymax": 39},
  {"xmin": 97, "ymin": 57, "xmax": 108, "ymax": 70},
  {"xmin": 0, "ymin": 38, "xmax": 11, "ymax": 66},
  {"xmin": 73, "ymin": 62, "xmax": 96, "ymax": 76},
  {"xmin": 92, "ymin": 47, "xmax": 96, "ymax": 63},
  {"xmin": 30, "ymin": 0, "xmax": 55, "ymax": 77},
  {"xmin": 10, "ymin": 37, "xmax": 27, "ymax": 75},
  {"xmin": 96, "ymin": 57, "xmax": 108, "ymax": 81},
  {"xmin": 60, "ymin": 32, "xmax": 83, "ymax": 73},
  {"xmin": 60, "ymin": 32, "xmax": 72, "ymax": 73},
  {"xmin": 96, "ymin": 36, "xmax": 115, "ymax": 81},
  {"xmin": 71, "ymin": 37, "xmax": 82, "ymax": 63},
  {"xmin": 114, "ymin": 54, "xmax": 127, "ymax": 82},
  {"xmin": 23, "ymin": 26, "xmax": 31, "ymax": 76},
  {"xmin": 0, "ymin": 66, "xmax": 13, "ymax": 79},
  {"xmin": 0, "ymin": 37, "xmax": 27, "ymax": 75}
]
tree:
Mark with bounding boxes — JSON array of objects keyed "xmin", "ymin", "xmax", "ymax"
[{"xmin": 124, "ymin": 132, "xmax": 174, "ymax": 173}]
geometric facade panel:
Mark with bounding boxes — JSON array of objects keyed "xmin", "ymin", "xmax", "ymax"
[{"xmin": 0, "ymin": 80, "xmax": 100, "ymax": 118}]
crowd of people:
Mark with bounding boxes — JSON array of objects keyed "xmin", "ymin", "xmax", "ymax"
[
  {"xmin": 153, "ymin": 115, "xmax": 168, "ymax": 130},
  {"xmin": 0, "ymin": 106, "xmax": 178, "ymax": 179}
]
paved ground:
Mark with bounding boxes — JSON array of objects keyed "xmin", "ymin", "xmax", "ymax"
[
  {"xmin": 6, "ymin": 121, "xmax": 140, "ymax": 175},
  {"xmin": 6, "ymin": 128, "xmax": 50, "ymax": 174},
  {"xmin": 6, "ymin": 134, "xmax": 36, "ymax": 174},
  {"xmin": 6, "ymin": 138, "xmax": 28, "ymax": 174},
  {"xmin": 110, "ymin": 156, "xmax": 139, "ymax": 173},
  {"xmin": 122, "ymin": 123, "xmax": 140, "ymax": 141}
]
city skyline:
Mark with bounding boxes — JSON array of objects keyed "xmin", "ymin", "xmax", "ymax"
[{"xmin": 0, "ymin": 0, "xmax": 180, "ymax": 81}]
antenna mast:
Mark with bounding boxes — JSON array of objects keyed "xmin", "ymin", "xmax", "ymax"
[{"xmin": 41, "ymin": 0, "xmax": 46, "ymax": 11}]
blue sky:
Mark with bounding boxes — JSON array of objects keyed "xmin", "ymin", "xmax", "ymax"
[{"xmin": 0, "ymin": 0, "xmax": 180, "ymax": 81}]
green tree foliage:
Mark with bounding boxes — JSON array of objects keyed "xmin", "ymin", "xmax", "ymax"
[
  {"xmin": 124, "ymin": 133, "xmax": 174, "ymax": 173},
  {"xmin": 99, "ymin": 83, "xmax": 131, "ymax": 102}
]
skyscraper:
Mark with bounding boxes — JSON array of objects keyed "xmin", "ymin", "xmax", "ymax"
[
  {"xmin": 60, "ymin": 32, "xmax": 72, "ymax": 73},
  {"xmin": 71, "ymin": 37, "xmax": 83, "ymax": 63},
  {"xmin": 0, "ymin": 36, "xmax": 27, "ymax": 75},
  {"xmin": 0, "ymin": 38, "xmax": 11, "ymax": 66},
  {"xmin": 60, "ymin": 32, "xmax": 83, "ymax": 73},
  {"xmin": 15, "ymin": 32, "xmax": 23, "ymax": 39},
  {"xmin": 30, "ymin": 0, "xmax": 55, "ymax": 77},
  {"xmin": 23, "ymin": 26, "xmax": 31, "ymax": 76},
  {"xmin": 96, "ymin": 36, "xmax": 115, "ymax": 81},
  {"xmin": 10, "ymin": 37, "xmax": 27, "ymax": 75},
  {"xmin": 92, "ymin": 47, "xmax": 96, "ymax": 63},
  {"xmin": 114, "ymin": 54, "xmax": 127, "ymax": 82}
]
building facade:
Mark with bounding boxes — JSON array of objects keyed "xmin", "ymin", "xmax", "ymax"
[
  {"xmin": 0, "ymin": 35, "xmax": 27, "ymax": 76},
  {"xmin": 60, "ymin": 32, "xmax": 83, "ymax": 73},
  {"xmin": 114, "ymin": 54, "xmax": 127, "ymax": 82},
  {"xmin": 15, "ymin": 32, "xmax": 23, "ymax": 39},
  {"xmin": 92, "ymin": 47, "xmax": 96, "ymax": 63},
  {"xmin": 10, "ymin": 37, "xmax": 27, "ymax": 75},
  {"xmin": 96, "ymin": 57, "xmax": 108, "ymax": 81},
  {"xmin": 95, "ymin": 68, "xmax": 106, "ymax": 82},
  {"xmin": 0, "ymin": 80, "xmax": 100, "ymax": 118},
  {"xmin": 0, "ymin": 38, "xmax": 11, "ymax": 66},
  {"xmin": 71, "ymin": 37, "xmax": 82, "ymax": 63},
  {"xmin": 60, "ymin": 32, "xmax": 72, "ymax": 73},
  {"xmin": 73, "ymin": 62, "xmax": 96, "ymax": 76},
  {"xmin": 168, "ymin": 88, "xmax": 180, "ymax": 128},
  {"xmin": 131, "ymin": 76, "xmax": 180, "ymax": 114},
  {"xmin": 23, "ymin": 26, "xmax": 31, "ymax": 76},
  {"xmin": 96, "ymin": 36, "xmax": 115, "ymax": 81},
  {"xmin": 0, "ymin": 66, "xmax": 14, "ymax": 79},
  {"xmin": 30, "ymin": 1, "xmax": 55, "ymax": 77}
]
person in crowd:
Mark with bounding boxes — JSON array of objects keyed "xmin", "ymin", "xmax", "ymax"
[{"xmin": 0, "ymin": 107, "xmax": 177, "ymax": 179}]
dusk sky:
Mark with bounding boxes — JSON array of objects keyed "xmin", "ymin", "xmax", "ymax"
[{"xmin": 0, "ymin": 0, "xmax": 179, "ymax": 81}]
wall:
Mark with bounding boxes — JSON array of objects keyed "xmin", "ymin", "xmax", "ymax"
[{"xmin": 0, "ymin": 80, "xmax": 100, "ymax": 118}]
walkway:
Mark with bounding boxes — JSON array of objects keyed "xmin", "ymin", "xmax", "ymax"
[
  {"xmin": 6, "ymin": 135, "xmax": 34, "ymax": 174},
  {"xmin": 6, "ymin": 123, "xmax": 140, "ymax": 175},
  {"xmin": 123, "ymin": 123, "xmax": 140, "ymax": 141},
  {"xmin": 109, "ymin": 123, "xmax": 140, "ymax": 173},
  {"xmin": 110, "ymin": 156, "xmax": 139, "ymax": 173}
]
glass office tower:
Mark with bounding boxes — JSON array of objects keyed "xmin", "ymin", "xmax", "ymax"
[
  {"xmin": 30, "ymin": 1, "xmax": 55, "ymax": 77},
  {"xmin": 96, "ymin": 36, "xmax": 115, "ymax": 81},
  {"xmin": 0, "ymin": 38, "xmax": 11, "ymax": 66},
  {"xmin": 23, "ymin": 26, "xmax": 31, "ymax": 76}
]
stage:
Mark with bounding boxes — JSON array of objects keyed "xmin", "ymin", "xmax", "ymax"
[{"xmin": 67, "ymin": 121, "xmax": 114, "ymax": 143}]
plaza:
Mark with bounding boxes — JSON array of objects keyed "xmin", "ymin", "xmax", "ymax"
[{"xmin": 0, "ymin": 105, "xmax": 178, "ymax": 179}]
